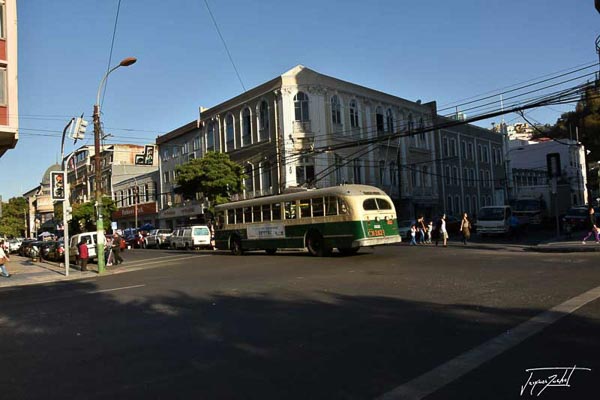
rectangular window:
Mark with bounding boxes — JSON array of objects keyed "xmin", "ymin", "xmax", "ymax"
[
  {"xmin": 325, "ymin": 196, "xmax": 338, "ymax": 216},
  {"xmin": 312, "ymin": 197, "xmax": 324, "ymax": 217},
  {"xmin": 451, "ymin": 139, "xmax": 457, "ymax": 157},
  {"xmin": 468, "ymin": 143, "xmax": 473, "ymax": 160},
  {"xmin": 443, "ymin": 138, "xmax": 449, "ymax": 157},
  {"xmin": 0, "ymin": 4, "xmax": 4, "ymax": 39},
  {"xmin": 235, "ymin": 208, "xmax": 243, "ymax": 224},
  {"xmin": 284, "ymin": 201, "xmax": 297, "ymax": 220},
  {"xmin": 253, "ymin": 206, "xmax": 262, "ymax": 223},
  {"xmin": 445, "ymin": 166, "xmax": 451, "ymax": 185},
  {"xmin": 272, "ymin": 203, "xmax": 282, "ymax": 220},
  {"xmin": 163, "ymin": 171, "xmax": 169, "ymax": 184},
  {"xmin": 227, "ymin": 209, "xmax": 235, "ymax": 224},
  {"xmin": 243, "ymin": 207, "xmax": 252, "ymax": 224},
  {"xmin": 262, "ymin": 204, "xmax": 272, "ymax": 221},
  {"xmin": 0, "ymin": 67, "xmax": 6, "ymax": 105},
  {"xmin": 461, "ymin": 141, "xmax": 466, "ymax": 159},
  {"xmin": 298, "ymin": 199, "xmax": 311, "ymax": 218}
]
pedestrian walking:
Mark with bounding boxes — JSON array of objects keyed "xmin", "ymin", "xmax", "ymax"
[
  {"xmin": 0, "ymin": 240, "xmax": 12, "ymax": 278},
  {"xmin": 112, "ymin": 233, "xmax": 124, "ymax": 265},
  {"xmin": 105, "ymin": 235, "xmax": 114, "ymax": 266},
  {"xmin": 410, "ymin": 225, "xmax": 417, "ymax": 245},
  {"xmin": 78, "ymin": 237, "xmax": 89, "ymax": 272},
  {"xmin": 436, "ymin": 214, "xmax": 448, "ymax": 247},
  {"xmin": 417, "ymin": 216, "xmax": 427, "ymax": 244},
  {"xmin": 582, "ymin": 206, "xmax": 599, "ymax": 244},
  {"xmin": 426, "ymin": 221, "xmax": 433, "ymax": 244},
  {"xmin": 460, "ymin": 212, "xmax": 471, "ymax": 245}
]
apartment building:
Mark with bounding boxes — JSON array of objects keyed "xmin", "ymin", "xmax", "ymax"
[{"xmin": 0, "ymin": 0, "xmax": 18, "ymax": 158}]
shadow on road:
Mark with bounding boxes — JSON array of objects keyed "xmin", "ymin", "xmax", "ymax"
[{"xmin": 0, "ymin": 279, "xmax": 597, "ymax": 399}]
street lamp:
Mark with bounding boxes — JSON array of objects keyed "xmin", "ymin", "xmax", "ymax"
[{"xmin": 94, "ymin": 56, "xmax": 137, "ymax": 274}]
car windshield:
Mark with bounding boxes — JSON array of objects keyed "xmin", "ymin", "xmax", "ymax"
[
  {"xmin": 514, "ymin": 200, "xmax": 540, "ymax": 211},
  {"xmin": 478, "ymin": 208, "xmax": 505, "ymax": 221}
]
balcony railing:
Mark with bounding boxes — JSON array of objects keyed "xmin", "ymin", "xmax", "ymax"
[{"xmin": 293, "ymin": 120, "xmax": 312, "ymax": 134}]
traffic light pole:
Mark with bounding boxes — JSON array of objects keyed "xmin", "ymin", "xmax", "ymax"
[{"xmin": 60, "ymin": 119, "xmax": 75, "ymax": 277}]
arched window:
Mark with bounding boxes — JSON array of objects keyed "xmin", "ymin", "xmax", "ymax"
[
  {"xmin": 331, "ymin": 95, "xmax": 341, "ymax": 125},
  {"xmin": 225, "ymin": 114, "xmax": 234, "ymax": 150},
  {"xmin": 386, "ymin": 108, "xmax": 394, "ymax": 133},
  {"xmin": 260, "ymin": 161, "xmax": 272, "ymax": 192},
  {"xmin": 206, "ymin": 121, "xmax": 215, "ymax": 152},
  {"xmin": 390, "ymin": 162, "xmax": 397, "ymax": 185},
  {"xmin": 242, "ymin": 107, "xmax": 252, "ymax": 146},
  {"xmin": 349, "ymin": 100, "xmax": 359, "ymax": 128},
  {"xmin": 294, "ymin": 92, "xmax": 309, "ymax": 121},
  {"xmin": 258, "ymin": 101, "xmax": 269, "ymax": 142},
  {"xmin": 244, "ymin": 164, "xmax": 254, "ymax": 194},
  {"xmin": 407, "ymin": 114, "xmax": 414, "ymax": 132},
  {"xmin": 376, "ymin": 106, "xmax": 384, "ymax": 135}
]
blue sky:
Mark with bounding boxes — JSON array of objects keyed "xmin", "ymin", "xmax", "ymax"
[{"xmin": 1, "ymin": 0, "xmax": 598, "ymax": 199}]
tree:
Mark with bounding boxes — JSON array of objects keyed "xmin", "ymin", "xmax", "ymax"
[
  {"xmin": 175, "ymin": 151, "xmax": 244, "ymax": 209},
  {"xmin": 70, "ymin": 197, "xmax": 117, "ymax": 234},
  {"xmin": 0, "ymin": 197, "xmax": 28, "ymax": 237}
]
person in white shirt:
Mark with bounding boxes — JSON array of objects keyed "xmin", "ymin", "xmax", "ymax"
[{"xmin": 0, "ymin": 240, "xmax": 11, "ymax": 277}]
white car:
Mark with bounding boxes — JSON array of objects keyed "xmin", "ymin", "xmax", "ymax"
[
  {"xmin": 171, "ymin": 225, "xmax": 212, "ymax": 250},
  {"xmin": 8, "ymin": 239, "xmax": 22, "ymax": 253},
  {"xmin": 144, "ymin": 229, "xmax": 172, "ymax": 248}
]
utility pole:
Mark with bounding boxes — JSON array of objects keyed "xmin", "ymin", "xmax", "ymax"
[{"xmin": 92, "ymin": 56, "xmax": 137, "ymax": 274}]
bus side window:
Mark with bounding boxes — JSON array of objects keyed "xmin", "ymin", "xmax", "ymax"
[
  {"xmin": 235, "ymin": 208, "xmax": 243, "ymax": 224},
  {"xmin": 284, "ymin": 201, "xmax": 296, "ymax": 220},
  {"xmin": 312, "ymin": 197, "xmax": 324, "ymax": 217},
  {"xmin": 243, "ymin": 207, "xmax": 252, "ymax": 223},
  {"xmin": 216, "ymin": 212, "xmax": 225, "ymax": 229},
  {"xmin": 272, "ymin": 203, "xmax": 282, "ymax": 220},
  {"xmin": 227, "ymin": 209, "xmax": 235, "ymax": 225},
  {"xmin": 325, "ymin": 196, "xmax": 338, "ymax": 216},
  {"xmin": 253, "ymin": 206, "xmax": 262, "ymax": 223},
  {"xmin": 299, "ymin": 199, "xmax": 311, "ymax": 218},
  {"xmin": 262, "ymin": 204, "xmax": 272, "ymax": 221},
  {"xmin": 339, "ymin": 199, "xmax": 348, "ymax": 214}
]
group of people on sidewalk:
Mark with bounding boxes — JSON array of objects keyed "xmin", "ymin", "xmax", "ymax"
[
  {"xmin": 77, "ymin": 233, "xmax": 124, "ymax": 272},
  {"xmin": 409, "ymin": 213, "xmax": 472, "ymax": 247}
]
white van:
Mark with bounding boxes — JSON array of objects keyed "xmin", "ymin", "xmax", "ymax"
[
  {"xmin": 476, "ymin": 206, "xmax": 512, "ymax": 236},
  {"xmin": 69, "ymin": 232, "xmax": 99, "ymax": 262},
  {"xmin": 171, "ymin": 225, "xmax": 212, "ymax": 250}
]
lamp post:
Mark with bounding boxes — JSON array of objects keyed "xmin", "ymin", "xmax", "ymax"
[{"xmin": 93, "ymin": 57, "xmax": 137, "ymax": 274}]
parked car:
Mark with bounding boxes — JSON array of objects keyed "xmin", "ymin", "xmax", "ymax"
[
  {"xmin": 39, "ymin": 241, "xmax": 56, "ymax": 260},
  {"xmin": 7, "ymin": 238, "xmax": 22, "ymax": 253},
  {"xmin": 144, "ymin": 229, "xmax": 172, "ymax": 248},
  {"xmin": 397, "ymin": 220, "xmax": 415, "ymax": 241},
  {"xmin": 125, "ymin": 231, "xmax": 147, "ymax": 248},
  {"xmin": 18, "ymin": 239, "xmax": 37, "ymax": 256},
  {"xmin": 69, "ymin": 232, "xmax": 98, "ymax": 263},
  {"xmin": 562, "ymin": 206, "xmax": 599, "ymax": 232},
  {"xmin": 45, "ymin": 240, "xmax": 65, "ymax": 261},
  {"xmin": 170, "ymin": 225, "xmax": 212, "ymax": 250}
]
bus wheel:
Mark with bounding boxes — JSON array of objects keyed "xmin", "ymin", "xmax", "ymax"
[
  {"xmin": 265, "ymin": 248, "xmax": 277, "ymax": 255},
  {"xmin": 307, "ymin": 232, "xmax": 331, "ymax": 257},
  {"xmin": 339, "ymin": 247, "xmax": 359, "ymax": 256},
  {"xmin": 231, "ymin": 237, "xmax": 243, "ymax": 256}
]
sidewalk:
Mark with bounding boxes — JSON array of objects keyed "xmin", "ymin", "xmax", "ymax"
[
  {"xmin": 0, "ymin": 255, "xmax": 97, "ymax": 288},
  {"xmin": 529, "ymin": 239, "xmax": 600, "ymax": 253}
]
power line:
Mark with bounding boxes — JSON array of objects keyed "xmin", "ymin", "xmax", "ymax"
[
  {"xmin": 438, "ymin": 61, "xmax": 599, "ymax": 111},
  {"xmin": 203, "ymin": 0, "xmax": 246, "ymax": 92},
  {"xmin": 101, "ymin": 0, "xmax": 123, "ymax": 109}
]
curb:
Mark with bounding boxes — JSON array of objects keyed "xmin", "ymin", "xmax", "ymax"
[{"xmin": 527, "ymin": 245, "xmax": 600, "ymax": 253}]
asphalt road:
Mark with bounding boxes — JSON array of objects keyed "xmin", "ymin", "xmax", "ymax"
[{"xmin": 0, "ymin": 243, "xmax": 598, "ymax": 399}]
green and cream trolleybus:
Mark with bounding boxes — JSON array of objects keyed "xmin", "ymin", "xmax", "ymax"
[{"xmin": 214, "ymin": 184, "xmax": 401, "ymax": 256}]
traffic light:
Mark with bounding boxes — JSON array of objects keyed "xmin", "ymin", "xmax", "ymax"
[
  {"xmin": 72, "ymin": 117, "xmax": 89, "ymax": 142},
  {"xmin": 50, "ymin": 171, "xmax": 66, "ymax": 201}
]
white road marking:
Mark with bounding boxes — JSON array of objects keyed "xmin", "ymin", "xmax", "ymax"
[
  {"xmin": 117, "ymin": 254, "xmax": 211, "ymax": 269},
  {"xmin": 376, "ymin": 285, "xmax": 600, "ymax": 400},
  {"xmin": 90, "ymin": 284, "xmax": 146, "ymax": 293}
]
